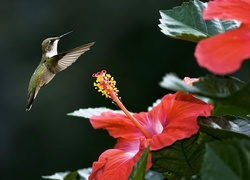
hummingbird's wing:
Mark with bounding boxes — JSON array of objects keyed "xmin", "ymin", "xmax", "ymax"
[{"xmin": 45, "ymin": 42, "xmax": 95, "ymax": 73}]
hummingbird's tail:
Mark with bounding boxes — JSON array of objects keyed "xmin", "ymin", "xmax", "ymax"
[
  {"xmin": 26, "ymin": 88, "xmax": 38, "ymax": 111},
  {"xmin": 26, "ymin": 104, "xmax": 32, "ymax": 111},
  {"xmin": 26, "ymin": 93, "xmax": 35, "ymax": 111}
]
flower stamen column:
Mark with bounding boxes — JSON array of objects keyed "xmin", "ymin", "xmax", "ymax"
[{"xmin": 93, "ymin": 70, "xmax": 152, "ymax": 139}]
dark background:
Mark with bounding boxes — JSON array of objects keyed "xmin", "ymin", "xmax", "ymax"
[{"xmin": 1, "ymin": 0, "xmax": 249, "ymax": 179}]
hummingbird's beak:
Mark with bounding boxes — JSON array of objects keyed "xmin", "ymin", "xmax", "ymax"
[{"xmin": 59, "ymin": 31, "xmax": 74, "ymax": 39}]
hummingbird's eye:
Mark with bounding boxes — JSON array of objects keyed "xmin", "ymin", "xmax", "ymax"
[{"xmin": 48, "ymin": 39, "xmax": 55, "ymax": 45}]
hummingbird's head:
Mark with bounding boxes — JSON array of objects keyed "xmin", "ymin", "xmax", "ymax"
[
  {"xmin": 42, "ymin": 37, "xmax": 60, "ymax": 57},
  {"xmin": 42, "ymin": 31, "xmax": 73, "ymax": 57}
]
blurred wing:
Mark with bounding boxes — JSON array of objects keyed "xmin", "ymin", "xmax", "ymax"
[{"xmin": 46, "ymin": 42, "xmax": 95, "ymax": 73}]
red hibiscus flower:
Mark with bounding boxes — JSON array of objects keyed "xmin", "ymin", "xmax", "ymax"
[
  {"xmin": 71, "ymin": 70, "xmax": 213, "ymax": 179},
  {"xmin": 194, "ymin": 0, "xmax": 250, "ymax": 75},
  {"xmin": 89, "ymin": 91, "xmax": 212, "ymax": 150}
]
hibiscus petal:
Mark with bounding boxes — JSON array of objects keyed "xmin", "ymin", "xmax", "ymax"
[
  {"xmin": 203, "ymin": 0, "xmax": 250, "ymax": 23},
  {"xmin": 89, "ymin": 138, "xmax": 152, "ymax": 180},
  {"xmin": 149, "ymin": 92, "xmax": 213, "ymax": 150},
  {"xmin": 195, "ymin": 24, "xmax": 250, "ymax": 74},
  {"xmin": 90, "ymin": 111, "xmax": 143, "ymax": 139}
]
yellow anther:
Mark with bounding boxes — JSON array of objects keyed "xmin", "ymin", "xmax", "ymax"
[{"xmin": 92, "ymin": 70, "xmax": 119, "ymax": 99}]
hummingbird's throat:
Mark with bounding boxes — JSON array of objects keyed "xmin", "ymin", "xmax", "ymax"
[{"xmin": 46, "ymin": 40, "xmax": 59, "ymax": 57}]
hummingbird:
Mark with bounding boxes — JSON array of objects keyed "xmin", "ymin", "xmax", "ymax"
[{"xmin": 26, "ymin": 31, "xmax": 95, "ymax": 111}]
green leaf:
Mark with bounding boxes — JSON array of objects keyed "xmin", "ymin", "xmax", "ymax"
[
  {"xmin": 198, "ymin": 116, "xmax": 250, "ymax": 140},
  {"xmin": 160, "ymin": 74, "xmax": 244, "ymax": 98},
  {"xmin": 67, "ymin": 107, "xmax": 122, "ymax": 119},
  {"xmin": 129, "ymin": 144, "xmax": 150, "ymax": 180},
  {"xmin": 160, "ymin": 73, "xmax": 250, "ymax": 116},
  {"xmin": 159, "ymin": 0, "xmax": 239, "ymax": 42},
  {"xmin": 63, "ymin": 172, "xmax": 79, "ymax": 180},
  {"xmin": 145, "ymin": 170, "xmax": 164, "ymax": 180},
  {"xmin": 152, "ymin": 132, "xmax": 215, "ymax": 180},
  {"xmin": 42, "ymin": 172, "xmax": 70, "ymax": 180},
  {"xmin": 77, "ymin": 168, "xmax": 92, "ymax": 179},
  {"xmin": 201, "ymin": 138, "xmax": 250, "ymax": 180},
  {"xmin": 42, "ymin": 168, "xmax": 92, "ymax": 180}
]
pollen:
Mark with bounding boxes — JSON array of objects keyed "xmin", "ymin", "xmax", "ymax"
[{"xmin": 93, "ymin": 70, "xmax": 119, "ymax": 99}]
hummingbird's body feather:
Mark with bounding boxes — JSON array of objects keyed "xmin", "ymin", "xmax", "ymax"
[
  {"xmin": 26, "ymin": 31, "xmax": 95, "ymax": 111},
  {"xmin": 27, "ymin": 63, "xmax": 55, "ymax": 110}
]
